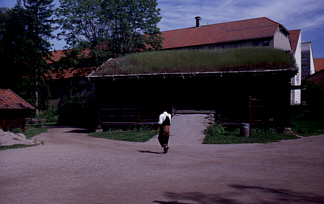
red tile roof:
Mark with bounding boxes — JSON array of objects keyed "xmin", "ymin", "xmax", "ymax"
[
  {"xmin": 46, "ymin": 49, "xmax": 70, "ymax": 63},
  {"xmin": 46, "ymin": 17, "xmax": 291, "ymax": 79},
  {"xmin": 161, "ymin": 17, "xmax": 285, "ymax": 49},
  {"xmin": 306, "ymin": 69, "xmax": 324, "ymax": 90},
  {"xmin": 288, "ymin": 29, "xmax": 301, "ymax": 53},
  {"xmin": 46, "ymin": 48, "xmax": 91, "ymax": 64},
  {"xmin": 44, "ymin": 67, "xmax": 97, "ymax": 80},
  {"xmin": 48, "ymin": 17, "xmax": 288, "ymax": 57},
  {"xmin": 44, "ymin": 48, "xmax": 94, "ymax": 80},
  {"xmin": 0, "ymin": 89, "xmax": 35, "ymax": 110},
  {"xmin": 314, "ymin": 58, "xmax": 324, "ymax": 72}
]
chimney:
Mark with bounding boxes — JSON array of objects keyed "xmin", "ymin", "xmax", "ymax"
[{"xmin": 195, "ymin": 16, "xmax": 201, "ymax": 28}]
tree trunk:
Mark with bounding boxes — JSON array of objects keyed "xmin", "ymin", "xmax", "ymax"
[{"xmin": 35, "ymin": 68, "xmax": 39, "ymax": 118}]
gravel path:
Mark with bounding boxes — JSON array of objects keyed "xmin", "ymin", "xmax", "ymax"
[
  {"xmin": 146, "ymin": 114, "xmax": 208, "ymax": 148},
  {"xmin": 1, "ymin": 114, "xmax": 324, "ymax": 204}
]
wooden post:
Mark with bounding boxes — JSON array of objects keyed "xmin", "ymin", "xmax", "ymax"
[
  {"xmin": 249, "ymin": 96, "xmax": 252, "ymax": 136},
  {"xmin": 96, "ymin": 111, "xmax": 103, "ymax": 133}
]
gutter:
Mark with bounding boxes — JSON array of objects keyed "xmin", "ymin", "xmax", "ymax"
[{"xmin": 87, "ymin": 68, "xmax": 298, "ymax": 81}]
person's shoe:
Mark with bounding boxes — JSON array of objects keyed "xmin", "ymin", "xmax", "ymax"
[{"xmin": 163, "ymin": 146, "xmax": 169, "ymax": 154}]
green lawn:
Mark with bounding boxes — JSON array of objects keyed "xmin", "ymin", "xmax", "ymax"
[
  {"xmin": 24, "ymin": 126, "xmax": 47, "ymax": 139},
  {"xmin": 203, "ymin": 105, "xmax": 324, "ymax": 144},
  {"xmin": 203, "ymin": 126, "xmax": 299, "ymax": 144},
  {"xmin": 88, "ymin": 129, "xmax": 157, "ymax": 142},
  {"xmin": 0, "ymin": 144, "xmax": 38, "ymax": 151},
  {"xmin": 290, "ymin": 115, "xmax": 324, "ymax": 137}
]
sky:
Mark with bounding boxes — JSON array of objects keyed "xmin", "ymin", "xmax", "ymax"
[{"xmin": 1, "ymin": 0, "xmax": 324, "ymax": 58}]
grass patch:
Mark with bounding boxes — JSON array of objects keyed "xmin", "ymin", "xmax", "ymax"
[
  {"xmin": 291, "ymin": 120, "xmax": 324, "ymax": 137},
  {"xmin": 24, "ymin": 126, "xmax": 47, "ymax": 139},
  {"xmin": 88, "ymin": 129, "xmax": 157, "ymax": 142},
  {"xmin": 96, "ymin": 47, "xmax": 295, "ymax": 75},
  {"xmin": 290, "ymin": 82, "xmax": 324, "ymax": 136},
  {"xmin": 290, "ymin": 108, "xmax": 324, "ymax": 136},
  {"xmin": 203, "ymin": 126, "xmax": 299, "ymax": 144},
  {"xmin": 0, "ymin": 144, "xmax": 37, "ymax": 151}
]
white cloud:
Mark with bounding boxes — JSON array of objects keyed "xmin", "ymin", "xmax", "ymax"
[{"xmin": 158, "ymin": 0, "xmax": 324, "ymax": 31}]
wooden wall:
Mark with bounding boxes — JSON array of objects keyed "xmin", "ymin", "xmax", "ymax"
[{"xmin": 94, "ymin": 73, "xmax": 292, "ymax": 130}]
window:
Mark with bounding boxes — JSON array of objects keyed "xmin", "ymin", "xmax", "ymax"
[
  {"xmin": 263, "ymin": 41, "xmax": 269, "ymax": 46},
  {"xmin": 252, "ymin": 41, "xmax": 258, "ymax": 47},
  {"xmin": 239, "ymin": 42, "xmax": 246, "ymax": 47}
]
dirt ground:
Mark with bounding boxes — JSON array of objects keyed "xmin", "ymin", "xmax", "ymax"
[{"xmin": 0, "ymin": 114, "xmax": 324, "ymax": 204}]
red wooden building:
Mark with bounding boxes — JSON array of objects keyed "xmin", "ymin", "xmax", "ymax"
[{"xmin": 0, "ymin": 89, "xmax": 35, "ymax": 131}]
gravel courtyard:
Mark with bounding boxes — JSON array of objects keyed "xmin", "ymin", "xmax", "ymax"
[{"xmin": 1, "ymin": 114, "xmax": 324, "ymax": 204}]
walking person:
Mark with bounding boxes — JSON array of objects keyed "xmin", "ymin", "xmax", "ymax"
[{"xmin": 155, "ymin": 110, "xmax": 172, "ymax": 153}]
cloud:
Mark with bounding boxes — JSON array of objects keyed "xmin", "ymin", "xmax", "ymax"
[{"xmin": 158, "ymin": 0, "xmax": 324, "ymax": 31}]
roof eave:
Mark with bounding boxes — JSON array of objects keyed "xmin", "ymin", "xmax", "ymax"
[
  {"xmin": 8, "ymin": 89, "xmax": 36, "ymax": 110},
  {"xmin": 88, "ymin": 68, "xmax": 298, "ymax": 81}
]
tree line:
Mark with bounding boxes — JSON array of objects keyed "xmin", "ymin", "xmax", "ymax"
[{"xmin": 0, "ymin": 0, "xmax": 162, "ymax": 115}]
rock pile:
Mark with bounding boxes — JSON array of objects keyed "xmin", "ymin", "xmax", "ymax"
[{"xmin": 0, "ymin": 129, "xmax": 42, "ymax": 147}]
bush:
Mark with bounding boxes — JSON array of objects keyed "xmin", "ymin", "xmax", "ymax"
[
  {"xmin": 303, "ymin": 81, "xmax": 324, "ymax": 116},
  {"xmin": 39, "ymin": 105, "xmax": 59, "ymax": 122},
  {"xmin": 11, "ymin": 128, "xmax": 22, "ymax": 133}
]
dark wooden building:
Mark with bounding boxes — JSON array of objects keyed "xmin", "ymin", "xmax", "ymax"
[
  {"xmin": 89, "ymin": 68, "xmax": 297, "ymax": 131},
  {"xmin": 0, "ymin": 89, "xmax": 35, "ymax": 131}
]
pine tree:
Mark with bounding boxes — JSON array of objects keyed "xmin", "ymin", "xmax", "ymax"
[
  {"xmin": 0, "ymin": 0, "xmax": 57, "ymax": 116},
  {"xmin": 23, "ymin": 0, "xmax": 57, "ymax": 116}
]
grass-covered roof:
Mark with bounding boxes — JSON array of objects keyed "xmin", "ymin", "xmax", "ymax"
[{"xmin": 93, "ymin": 47, "xmax": 296, "ymax": 76}]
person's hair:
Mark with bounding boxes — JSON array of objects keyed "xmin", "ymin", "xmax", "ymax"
[{"xmin": 161, "ymin": 106, "xmax": 168, "ymax": 113}]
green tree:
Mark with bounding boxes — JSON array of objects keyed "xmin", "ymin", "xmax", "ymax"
[
  {"xmin": 0, "ymin": 8, "xmax": 12, "ymax": 51},
  {"xmin": 0, "ymin": 3, "xmax": 33, "ymax": 95},
  {"xmin": 56, "ymin": 0, "xmax": 162, "ymax": 65},
  {"xmin": 0, "ymin": 0, "xmax": 57, "ymax": 116},
  {"xmin": 55, "ymin": 0, "xmax": 109, "ymax": 67},
  {"xmin": 101, "ymin": 0, "xmax": 163, "ymax": 57}
]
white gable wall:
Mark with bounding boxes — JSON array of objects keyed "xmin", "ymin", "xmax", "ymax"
[
  {"xmin": 291, "ymin": 32, "xmax": 302, "ymax": 105},
  {"xmin": 309, "ymin": 44, "xmax": 315, "ymax": 75},
  {"xmin": 273, "ymin": 27, "xmax": 291, "ymax": 51}
]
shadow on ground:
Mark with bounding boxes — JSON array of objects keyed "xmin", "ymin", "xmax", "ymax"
[
  {"xmin": 155, "ymin": 185, "xmax": 324, "ymax": 204},
  {"xmin": 138, "ymin": 150, "xmax": 164, "ymax": 155},
  {"xmin": 63, "ymin": 129, "xmax": 92, "ymax": 134}
]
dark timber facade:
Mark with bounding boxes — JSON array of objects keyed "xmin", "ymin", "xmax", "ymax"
[{"xmin": 89, "ymin": 69, "xmax": 297, "ymax": 131}]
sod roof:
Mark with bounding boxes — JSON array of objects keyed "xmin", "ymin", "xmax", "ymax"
[{"xmin": 89, "ymin": 47, "xmax": 297, "ymax": 79}]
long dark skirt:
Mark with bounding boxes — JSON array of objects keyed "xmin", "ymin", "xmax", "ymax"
[{"xmin": 158, "ymin": 125, "xmax": 170, "ymax": 147}]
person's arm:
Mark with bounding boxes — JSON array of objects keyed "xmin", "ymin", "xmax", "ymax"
[
  {"xmin": 155, "ymin": 114, "xmax": 164, "ymax": 131},
  {"xmin": 155, "ymin": 124, "xmax": 161, "ymax": 131}
]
